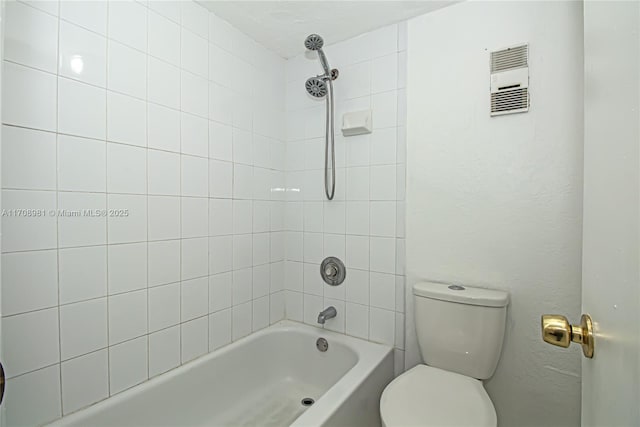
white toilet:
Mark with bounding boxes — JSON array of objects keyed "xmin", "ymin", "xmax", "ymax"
[{"xmin": 380, "ymin": 282, "xmax": 509, "ymax": 427}]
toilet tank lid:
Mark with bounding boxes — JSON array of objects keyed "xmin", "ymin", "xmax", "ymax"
[{"xmin": 413, "ymin": 282, "xmax": 509, "ymax": 307}]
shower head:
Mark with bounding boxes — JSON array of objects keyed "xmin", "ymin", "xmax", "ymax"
[
  {"xmin": 304, "ymin": 34, "xmax": 324, "ymax": 51},
  {"xmin": 305, "ymin": 33, "xmax": 331, "ymax": 76},
  {"xmin": 305, "ymin": 77, "xmax": 327, "ymax": 98}
]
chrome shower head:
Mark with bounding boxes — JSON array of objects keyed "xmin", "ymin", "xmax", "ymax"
[
  {"xmin": 305, "ymin": 77, "xmax": 327, "ymax": 98},
  {"xmin": 304, "ymin": 34, "xmax": 324, "ymax": 51}
]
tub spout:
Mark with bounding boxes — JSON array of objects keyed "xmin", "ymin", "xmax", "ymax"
[{"xmin": 317, "ymin": 306, "xmax": 337, "ymax": 324}]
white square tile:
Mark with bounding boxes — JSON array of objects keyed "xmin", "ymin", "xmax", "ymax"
[
  {"xmin": 59, "ymin": 21, "xmax": 107, "ymax": 87},
  {"xmin": 148, "ymin": 10, "xmax": 180, "ymax": 65},
  {"xmin": 232, "ymin": 268, "xmax": 252, "ymax": 306},
  {"xmin": 324, "ymin": 201, "xmax": 346, "ymax": 234},
  {"xmin": 107, "ymin": 142, "xmax": 146, "ymax": 194},
  {"xmin": 58, "ymin": 77, "xmax": 106, "ymax": 140},
  {"xmin": 60, "ymin": 298, "xmax": 108, "ymax": 360},
  {"xmin": 181, "ymin": 28, "xmax": 208, "ymax": 78},
  {"xmin": 370, "ymin": 165, "xmax": 397, "ymax": 200},
  {"xmin": 370, "ymin": 201, "xmax": 397, "ymax": 237},
  {"xmin": 345, "ymin": 268, "xmax": 369, "ymax": 305},
  {"xmin": 232, "ymin": 199, "xmax": 252, "ymax": 234},
  {"xmin": 369, "ymin": 307, "xmax": 395, "ymax": 345},
  {"xmin": 60, "ymin": 0, "xmax": 108, "ymax": 35},
  {"xmin": 148, "ymin": 149, "xmax": 180, "ymax": 195},
  {"xmin": 253, "ymin": 201, "xmax": 270, "ymax": 233},
  {"xmin": 285, "ymin": 290, "xmax": 303, "ymax": 322},
  {"xmin": 107, "ymin": 92, "xmax": 146, "ymax": 146},
  {"xmin": 324, "ymin": 233, "xmax": 346, "ymax": 263},
  {"xmin": 148, "ymin": 240, "xmax": 181, "ymax": 286},
  {"xmin": 210, "ymin": 13, "xmax": 232, "ymax": 50},
  {"xmin": 370, "ymin": 237, "xmax": 396, "ymax": 274},
  {"xmin": 209, "ymin": 235, "xmax": 233, "ymax": 274},
  {"xmin": 370, "ymin": 127, "xmax": 397, "ymax": 166},
  {"xmin": 2, "ymin": 125, "xmax": 56, "ymax": 190},
  {"xmin": 148, "ymin": 103, "xmax": 180, "ymax": 152},
  {"xmin": 303, "ymin": 202, "xmax": 323, "ymax": 233},
  {"xmin": 181, "ymin": 71, "xmax": 208, "ymax": 117},
  {"xmin": 148, "ymin": 0, "xmax": 180, "ymax": 23},
  {"xmin": 209, "ymin": 272, "xmax": 232, "ymax": 312},
  {"xmin": 107, "ymin": 41, "xmax": 147, "ymax": 99},
  {"xmin": 285, "ymin": 261, "xmax": 303, "ymax": 292},
  {"xmin": 181, "ymin": 316, "xmax": 208, "ymax": 362},
  {"xmin": 232, "ymin": 234, "xmax": 253, "ymax": 270},
  {"xmin": 109, "ymin": 336, "xmax": 148, "ymax": 394},
  {"xmin": 148, "ymin": 56, "xmax": 180, "ymax": 109},
  {"xmin": 58, "ymin": 134, "xmax": 106, "ymax": 192},
  {"xmin": 372, "ymin": 91, "xmax": 398, "ymax": 129},
  {"xmin": 372, "ymin": 54, "xmax": 398, "ymax": 94},
  {"xmin": 346, "ymin": 167, "xmax": 370, "ymax": 201},
  {"xmin": 181, "ymin": 0, "xmax": 208, "ymax": 39},
  {"xmin": 209, "ymin": 121, "xmax": 232, "ymax": 161},
  {"xmin": 370, "ymin": 272, "xmax": 396, "ymax": 310},
  {"xmin": 181, "ymin": 113, "xmax": 208, "ymax": 157},
  {"xmin": 270, "ymin": 202, "xmax": 284, "ymax": 232},
  {"xmin": 232, "ymin": 93, "xmax": 253, "ymax": 132},
  {"xmin": 181, "ymin": 277, "xmax": 209, "ymax": 321},
  {"xmin": 2, "ymin": 62, "xmax": 57, "ymax": 131},
  {"xmin": 303, "ymin": 262, "xmax": 323, "ymax": 296},
  {"xmin": 270, "ymin": 232, "xmax": 285, "ymax": 263},
  {"xmin": 252, "ymin": 240, "xmax": 270, "ymax": 270},
  {"xmin": 252, "ymin": 296, "xmax": 269, "ymax": 331},
  {"xmin": 181, "ymin": 197, "xmax": 208, "ymax": 238},
  {"xmin": 233, "ymin": 164, "xmax": 253, "ymax": 200},
  {"xmin": 270, "ymin": 291, "xmax": 285, "ymax": 324},
  {"xmin": 5, "ymin": 1, "xmax": 58, "ymax": 73},
  {"xmin": 209, "ymin": 83, "xmax": 233, "ymax": 124},
  {"xmin": 2, "ymin": 308, "xmax": 59, "ymax": 378},
  {"xmin": 148, "ymin": 282, "xmax": 180, "ymax": 331},
  {"xmin": 209, "ymin": 160, "xmax": 232, "ymax": 198},
  {"xmin": 107, "ymin": 194, "xmax": 147, "ymax": 244},
  {"xmin": 108, "ymin": 289, "xmax": 147, "ymax": 345},
  {"xmin": 59, "ymin": 246, "xmax": 107, "ymax": 304},
  {"xmin": 149, "ymin": 326, "xmax": 180, "ymax": 377},
  {"xmin": 61, "ymin": 349, "xmax": 108, "ymax": 414},
  {"xmin": 108, "ymin": 0, "xmax": 147, "ymax": 52},
  {"xmin": 303, "ymin": 293, "xmax": 323, "ymax": 326},
  {"xmin": 1, "ymin": 190, "xmax": 56, "ymax": 252},
  {"xmin": 148, "ymin": 196, "xmax": 180, "ymax": 240},
  {"xmin": 209, "ymin": 43, "xmax": 233, "ymax": 87},
  {"xmin": 108, "ymin": 242, "xmax": 147, "ymax": 294},
  {"xmin": 4, "ymin": 365, "xmax": 61, "ymax": 426},
  {"xmin": 181, "ymin": 155, "xmax": 208, "ymax": 197},
  {"xmin": 1, "ymin": 250, "xmax": 57, "ymax": 316},
  {"xmin": 232, "ymin": 301, "xmax": 252, "ymax": 340},
  {"xmin": 303, "ymin": 232, "xmax": 323, "ymax": 264},
  {"xmin": 346, "ymin": 235, "xmax": 369, "ymax": 270},
  {"xmin": 345, "ymin": 201, "xmax": 370, "ymax": 236},
  {"xmin": 285, "ymin": 232, "xmax": 303, "ymax": 262},
  {"xmin": 210, "ymin": 199, "xmax": 233, "ymax": 236},
  {"xmin": 209, "ymin": 309, "xmax": 232, "ymax": 350},
  {"xmin": 181, "ymin": 237, "xmax": 208, "ymax": 279},
  {"xmin": 346, "ymin": 302, "xmax": 369, "ymax": 339},
  {"xmin": 57, "ymin": 192, "xmax": 107, "ymax": 247},
  {"xmin": 231, "ymin": 56, "xmax": 253, "ymax": 96}
]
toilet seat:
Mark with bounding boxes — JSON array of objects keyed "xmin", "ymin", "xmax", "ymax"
[{"xmin": 380, "ymin": 365, "xmax": 497, "ymax": 427}]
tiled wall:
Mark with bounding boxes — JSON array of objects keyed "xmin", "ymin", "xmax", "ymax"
[
  {"xmin": 0, "ymin": 0, "xmax": 286, "ymax": 424},
  {"xmin": 283, "ymin": 24, "xmax": 408, "ymax": 374}
]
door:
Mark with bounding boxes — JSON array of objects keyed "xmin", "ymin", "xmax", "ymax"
[{"xmin": 582, "ymin": 1, "xmax": 640, "ymax": 425}]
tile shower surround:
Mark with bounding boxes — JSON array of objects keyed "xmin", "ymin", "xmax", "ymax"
[{"xmin": 0, "ymin": 0, "xmax": 406, "ymax": 424}]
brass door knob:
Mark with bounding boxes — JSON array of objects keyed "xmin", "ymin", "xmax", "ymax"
[{"xmin": 541, "ymin": 314, "xmax": 594, "ymax": 358}]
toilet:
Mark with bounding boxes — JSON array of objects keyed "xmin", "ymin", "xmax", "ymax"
[{"xmin": 380, "ymin": 282, "xmax": 509, "ymax": 426}]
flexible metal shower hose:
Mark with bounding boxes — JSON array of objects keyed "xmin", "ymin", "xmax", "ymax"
[{"xmin": 325, "ymin": 78, "xmax": 336, "ymax": 200}]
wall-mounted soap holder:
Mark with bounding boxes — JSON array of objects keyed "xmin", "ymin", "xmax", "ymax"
[{"xmin": 341, "ymin": 110, "xmax": 372, "ymax": 136}]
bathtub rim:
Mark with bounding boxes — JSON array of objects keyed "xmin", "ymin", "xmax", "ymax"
[{"xmin": 46, "ymin": 320, "xmax": 393, "ymax": 427}]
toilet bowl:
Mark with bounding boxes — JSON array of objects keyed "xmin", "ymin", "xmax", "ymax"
[{"xmin": 380, "ymin": 282, "xmax": 509, "ymax": 427}]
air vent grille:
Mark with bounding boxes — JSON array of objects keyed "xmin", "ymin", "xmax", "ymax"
[
  {"xmin": 491, "ymin": 88, "xmax": 529, "ymax": 115},
  {"xmin": 491, "ymin": 45, "xmax": 528, "ymax": 73}
]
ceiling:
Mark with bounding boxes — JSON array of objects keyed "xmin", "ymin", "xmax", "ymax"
[{"xmin": 199, "ymin": 1, "xmax": 459, "ymax": 58}]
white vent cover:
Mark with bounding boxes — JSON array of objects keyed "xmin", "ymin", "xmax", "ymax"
[{"xmin": 490, "ymin": 44, "xmax": 529, "ymax": 116}]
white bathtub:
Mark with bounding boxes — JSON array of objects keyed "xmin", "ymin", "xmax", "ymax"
[{"xmin": 48, "ymin": 320, "xmax": 394, "ymax": 427}]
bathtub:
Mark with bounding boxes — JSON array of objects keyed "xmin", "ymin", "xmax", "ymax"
[{"xmin": 48, "ymin": 320, "xmax": 394, "ymax": 427}]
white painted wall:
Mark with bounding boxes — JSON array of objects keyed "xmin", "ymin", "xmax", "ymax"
[{"xmin": 405, "ymin": 2, "xmax": 583, "ymax": 425}]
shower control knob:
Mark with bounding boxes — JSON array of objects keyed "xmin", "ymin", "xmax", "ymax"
[
  {"xmin": 320, "ymin": 257, "xmax": 346, "ymax": 286},
  {"xmin": 325, "ymin": 265, "xmax": 337, "ymax": 277}
]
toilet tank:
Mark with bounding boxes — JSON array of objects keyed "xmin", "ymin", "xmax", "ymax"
[{"xmin": 414, "ymin": 282, "xmax": 509, "ymax": 380}]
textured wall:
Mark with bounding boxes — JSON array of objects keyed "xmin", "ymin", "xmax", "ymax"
[{"xmin": 405, "ymin": 2, "xmax": 583, "ymax": 425}]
